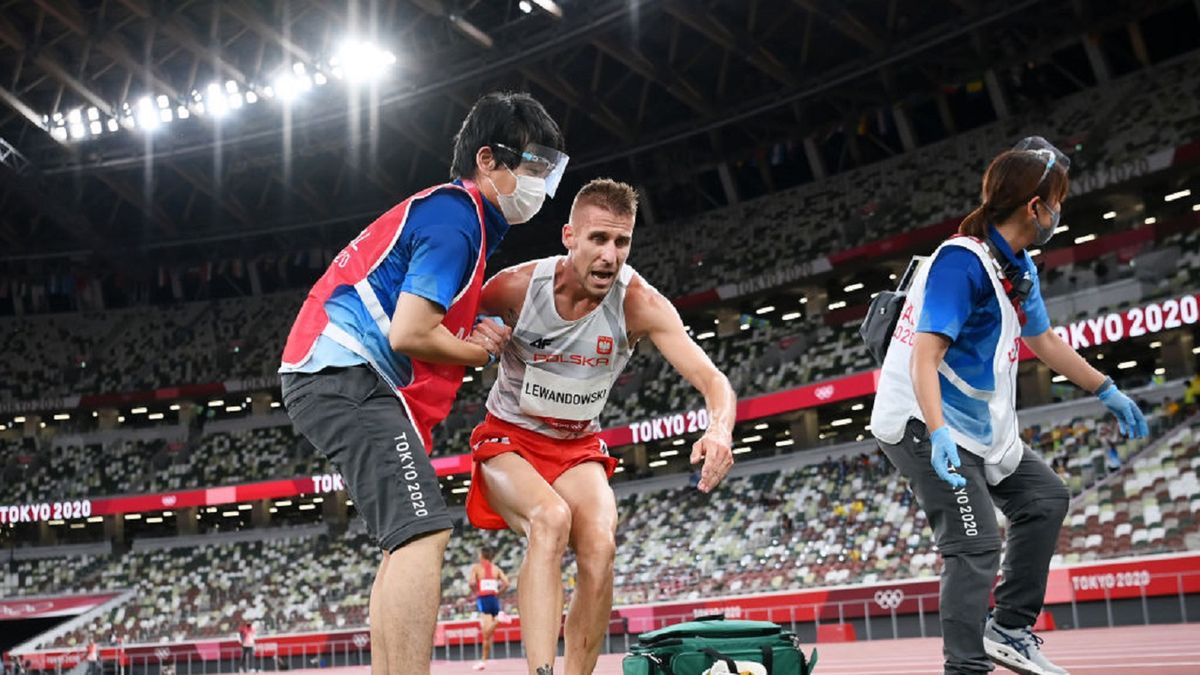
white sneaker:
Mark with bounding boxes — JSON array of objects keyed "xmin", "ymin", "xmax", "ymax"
[
  {"xmin": 983, "ymin": 616, "xmax": 1069, "ymax": 675},
  {"xmin": 472, "ymin": 661, "xmax": 486, "ymax": 671}
]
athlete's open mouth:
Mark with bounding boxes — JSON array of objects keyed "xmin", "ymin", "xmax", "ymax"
[{"xmin": 591, "ymin": 270, "xmax": 614, "ymax": 283}]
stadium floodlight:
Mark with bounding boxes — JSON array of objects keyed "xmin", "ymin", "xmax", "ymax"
[
  {"xmin": 755, "ymin": 305, "xmax": 775, "ymax": 314},
  {"xmin": 1102, "ymin": 211, "xmax": 1116, "ymax": 219},
  {"xmin": 89, "ymin": 121, "xmax": 102, "ymax": 135},
  {"xmin": 159, "ymin": 108, "xmax": 173, "ymax": 123},
  {"xmin": 228, "ymin": 92, "xmax": 244, "ymax": 109},
  {"xmin": 1117, "ymin": 360, "xmax": 1137, "ymax": 369},
  {"xmin": 106, "ymin": 119, "xmax": 119, "ymax": 132},
  {"xmin": 1074, "ymin": 234, "xmax": 1096, "ymax": 244},
  {"xmin": 69, "ymin": 123, "xmax": 86, "ymax": 139},
  {"xmin": 332, "ymin": 40, "xmax": 398, "ymax": 83},
  {"xmin": 176, "ymin": 106, "xmax": 190, "ymax": 120},
  {"xmin": 831, "ymin": 418, "xmax": 853, "ymax": 427},
  {"xmin": 157, "ymin": 95, "xmax": 170, "ymax": 109},
  {"xmin": 1194, "ymin": 204, "xmax": 1200, "ymax": 212},
  {"xmin": 1165, "ymin": 189, "xmax": 1191, "ymax": 202},
  {"xmin": 696, "ymin": 331, "xmax": 715, "ymax": 340},
  {"xmin": 67, "ymin": 108, "xmax": 82, "ymax": 124},
  {"xmin": 225, "ymin": 80, "xmax": 239, "ymax": 94},
  {"xmin": 274, "ymin": 68, "xmax": 312, "ymax": 103},
  {"xmin": 1145, "ymin": 217, "xmax": 1157, "ymax": 225},
  {"xmin": 205, "ymin": 83, "xmax": 230, "ymax": 117},
  {"xmin": 781, "ymin": 312, "xmax": 801, "ymax": 320},
  {"xmin": 135, "ymin": 97, "xmax": 160, "ymax": 130},
  {"xmin": 245, "ymin": 91, "xmax": 259, "ymax": 104},
  {"xmin": 828, "ymin": 300, "xmax": 847, "ymax": 310},
  {"xmin": 86, "ymin": 107, "xmax": 100, "ymax": 121},
  {"xmin": 518, "ymin": 0, "xmax": 533, "ymax": 12},
  {"xmin": 531, "ymin": 0, "xmax": 563, "ymax": 18},
  {"xmin": 844, "ymin": 282, "xmax": 864, "ymax": 292},
  {"xmin": 314, "ymin": 72, "xmax": 328, "ymax": 86}
]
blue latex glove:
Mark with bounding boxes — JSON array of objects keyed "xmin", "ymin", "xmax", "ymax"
[
  {"xmin": 929, "ymin": 426, "xmax": 967, "ymax": 489},
  {"xmin": 1098, "ymin": 383, "xmax": 1150, "ymax": 439}
]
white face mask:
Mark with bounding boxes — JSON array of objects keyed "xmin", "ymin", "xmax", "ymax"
[{"xmin": 488, "ymin": 168, "xmax": 546, "ymax": 225}]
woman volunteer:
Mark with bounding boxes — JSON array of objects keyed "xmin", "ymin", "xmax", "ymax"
[{"xmin": 871, "ymin": 137, "xmax": 1149, "ymax": 675}]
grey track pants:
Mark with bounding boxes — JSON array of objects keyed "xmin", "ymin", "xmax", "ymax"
[{"xmin": 878, "ymin": 419, "xmax": 1070, "ymax": 675}]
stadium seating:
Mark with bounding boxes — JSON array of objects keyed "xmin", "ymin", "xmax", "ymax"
[
  {"xmin": 2, "ymin": 51, "xmax": 1197, "ymax": 409},
  {"xmin": 9, "ymin": 399, "xmax": 1192, "ymax": 648}
]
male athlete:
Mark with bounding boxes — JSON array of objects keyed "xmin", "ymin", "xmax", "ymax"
[
  {"xmin": 466, "ymin": 178, "xmax": 737, "ymax": 675},
  {"xmin": 280, "ymin": 92, "xmax": 565, "ymax": 675},
  {"xmin": 468, "ymin": 547, "xmax": 511, "ymax": 671}
]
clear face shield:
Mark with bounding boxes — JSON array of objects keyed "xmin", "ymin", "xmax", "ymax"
[
  {"xmin": 492, "ymin": 142, "xmax": 570, "ymax": 197},
  {"xmin": 1013, "ymin": 136, "xmax": 1070, "ymax": 245},
  {"xmin": 1012, "ymin": 135, "xmax": 1071, "ymax": 186}
]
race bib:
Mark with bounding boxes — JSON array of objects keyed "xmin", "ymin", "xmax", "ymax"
[
  {"xmin": 519, "ymin": 366, "xmax": 612, "ymax": 422},
  {"xmin": 480, "ymin": 579, "xmax": 499, "ymax": 593}
]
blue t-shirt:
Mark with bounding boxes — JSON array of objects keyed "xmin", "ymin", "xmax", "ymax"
[
  {"xmin": 916, "ymin": 226, "xmax": 1050, "ymax": 444},
  {"xmin": 294, "ymin": 183, "xmax": 509, "ymax": 376}
]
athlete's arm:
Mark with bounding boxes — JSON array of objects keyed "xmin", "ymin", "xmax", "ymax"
[
  {"xmin": 497, "ymin": 568, "xmax": 511, "ymax": 594},
  {"xmin": 479, "ymin": 263, "xmax": 535, "ymax": 327},
  {"xmin": 468, "ymin": 564, "xmax": 479, "ymax": 586},
  {"xmin": 1023, "ymin": 329, "xmax": 1107, "ymax": 392},
  {"xmin": 626, "ymin": 278, "xmax": 736, "ymax": 493},
  {"xmin": 388, "ymin": 293, "xmax": 500, "ymax": 367}
]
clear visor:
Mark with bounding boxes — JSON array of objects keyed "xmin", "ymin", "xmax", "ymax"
[
  {"xmin": 1012, "ymin": 136, "xmax": 1070, "ymax": 184},
  {"xmin": 494, "ymin": 142, "xmax": 570, "ymax": 197}
]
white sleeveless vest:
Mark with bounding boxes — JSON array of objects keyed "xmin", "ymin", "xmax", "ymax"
[
  {"xmin": 486, "ymin": 256, "xmax": 636, "ymax": 439},
  {"xmin": 870, "ymin": 237, "xmax": 1024, "ymax": 484}
]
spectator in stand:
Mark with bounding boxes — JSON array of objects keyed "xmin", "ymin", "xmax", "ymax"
[
  {"xmin": 1185, "ymin": 372, "xmax": 1200, "ymax": 411},
  {"xmin": 85, "ymin": 640, "xmax": 100, "ymax": 675},
  {"xmin": 238, "ymin": 622, "xmax": 256, "ymax": 673}
]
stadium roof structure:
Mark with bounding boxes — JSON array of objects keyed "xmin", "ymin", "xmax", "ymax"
[{"xmin": 0, "ymin": 0, "xmax": 1188, "ymax": 265}]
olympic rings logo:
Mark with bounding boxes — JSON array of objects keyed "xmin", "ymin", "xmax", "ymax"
[
  {"xmin": 352, "ymin": 633, "xmax": 369, "ymax": 648},
  {"xmin": 873, "ymin": 589, "xmax": 905, "ymax": 610},
  {"xmin": 155, "ymin": 648, "xmax": 173, "ymax": 660}
]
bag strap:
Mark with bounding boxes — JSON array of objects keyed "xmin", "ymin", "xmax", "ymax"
[
  {"xmin": 700, "ymin": 648, "xmax": 738, "ymax": 674},
  {"xmin": 759, "ymin": 646, "xmax": 773, "ymax": 674}
]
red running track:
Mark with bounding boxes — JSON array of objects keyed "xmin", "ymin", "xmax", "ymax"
[{"xmin": 269, "ymin": 623, "xmax": 1200, "ymax": 674}]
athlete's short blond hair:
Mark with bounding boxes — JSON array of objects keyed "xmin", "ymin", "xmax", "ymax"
[{"xmin": 570, "ymin": 178, "xmax": 638, "ymax": 222}]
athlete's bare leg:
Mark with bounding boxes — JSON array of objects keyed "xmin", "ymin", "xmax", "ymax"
[
  {"xmin": 369, "ymin": 553, "xmax": 391, "ymax": 674},
  {"xmin": 371, "ymin": 530, "xmax": 451, "ymax": 675},
  {"xmin": 553, "ymin": 463, "xmax": 618, "ymax": 675},
  {"xmin": 480, "ymin": 454, "xmax": 572, "ymax": 675},
  {"xmin": 480, "ymin": 614, "xmax": 496, "ymax": 660}
]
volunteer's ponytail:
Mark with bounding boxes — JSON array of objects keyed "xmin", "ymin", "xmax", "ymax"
[{"xmin": 958, "ymin": 203, "xmax": 992, "ymax": 239}]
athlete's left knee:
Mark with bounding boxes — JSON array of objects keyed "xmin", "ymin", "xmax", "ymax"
[{"xmin": 573, "ymin": 525, "xmax": 616, "ymax": 577}]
